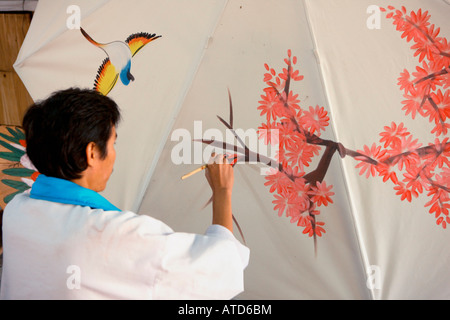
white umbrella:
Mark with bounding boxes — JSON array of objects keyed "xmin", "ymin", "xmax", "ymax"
[
  {"xmin": 14, "ymin": 0, "xmax": 228, "ymax": 212},
  {"xmin": 305, "ymin": 0, "xmax": 450, "ymax": 299},
  {"xmin": 14, "ymin": 0, "xmax": 450, "ymax": 299}
]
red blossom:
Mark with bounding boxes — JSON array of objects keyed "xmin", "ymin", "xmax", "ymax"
[
  {"xmin": 394, "ymin": 182, "xmax": 419, "ymax": 202},
  {"xmin": 302, "ymin": 220, "xmax": 326, "ymax": 238},
  {"xmin": 258, "ymin": 122, "xmax": 279, "ymax": 146},
  {"xmin": 280, "ymin": 68, "xmax": 304, "ymax": 82},
  {"xmin": 355, "ymin": 143, "xmax": 387, "ymax": 178},
  {"xmin": 398, "ymin": 69, "xmax": 414, "ymax": 94},
  {"xmin": 277, "ymin": 120, "xmax": 301, "ymax": 150},
  {"xmin": 403, "ymin": 164, "xmax": 425, "ymax": 195},
  {"xmin": 293, "ymin": 177, "xmax": 310, "ymax": 195},
  {"xmin": 388, "ymin": 135, "xmax": 422, "ymax": 171},
  {"xmin": 425, "ymin": 184, "xmax": 450, "ymax": 229},
  {"xmin": 430, "ymin": 89, "xmax": 450, "ymax": 122},
  {"xmin": 379, "ymin": 122, "xmax": 410, "ymax": 148},
  {"xmin": 412, "ymin": 61, "xmax": 443, "ymax": 91},
  {"xmin": 376, "ymin": 163, "xmax": 399, "ymax": 184},
  {"xmin": 388, "ymin": 7, "xmax": 408, "ymax": 33},
  {"xmin": 434, "ymin": 38, "xmax": 450, "ymax": 69},
  {"xmin": 430, "ymin": 120, "xmax": 450, "ymax": 136},
  {"xmin": 428, "ymin": 138, "xmax": 450, "ymax": 168},
  {"xmin": 257, "ymin": 25, "xmax": 448, "ymax": 239},
  {"xmin": 264, "ymin": 170, "xmax": 293, "ymax": 194},
  {"xmin": 380, "ymin": 6, "xmax": 448, "ymax": 228},
  {"xmin": 264, "ymin": 79, "xmax": 284, "ymax": 97},
  {"xmin": 400, "ymin": 9, "xmax": 431, "ymax": 44},
  {"xmin": 272, "ymin": 190, "xmax": 303, "ymax": 218},
  {"xmin": 299, "ymin": 105, "xmax": 330, "ymax": 135},
  {"xmin": 285, "ymin": 137, "xmax": 316, "ymax": 172},
  {"xmin": 308, "ymin": 181, "xmax": 335, "ymax": 207},
  {"xmin": 436, "ymin": 216, "xmax": 450, "ymax": 229},
  {"xmin": 209, "ymin": 9, "xmax": 449, "ymax": 246},
  {"xmin": 435, "ymin": 167, "xmax": 450, "ymax": 188},
  {"xmin": 279, "ymin": 55, "xmax": 304, "ymax": 82},
  {"xmin": 278, "ymin": 90, "xmax": 301, "ymax": 116},
  {"xmin": 260, "ymin": 50, "xmax": 332, "ymax": 239},
  {"xmin": 287, "ymin": 197, "xmax": 312, "ymax": 225},
  {"xmin": 400, "ymin": 134, "xmax": 422, "ymax": 152},
  {"xmin": 293, "ymin": 210, "xmax": 313, "ymax": 228},
  {"xmin": 272, "ymin": 193, "xmax": 289, "ymax": 217},
  {"xmin": 258, "ymin": 89, "xmax": 284, "ymax": 122},
  {"xmin": 401, "ymin": 88, "xmax": 427, "ymax": 120},
  {"xmin": 411, "ymin": 23, "xmax": 441, "ymax": 62},
  {"xmin": 407, "ymin": 8, "xmax": 430, "ymax": 30}
]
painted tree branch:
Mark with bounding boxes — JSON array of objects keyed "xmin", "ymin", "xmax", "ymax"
[{"xmin": 194, "ymin": 7, "xmax": 449, "ymax": 249}]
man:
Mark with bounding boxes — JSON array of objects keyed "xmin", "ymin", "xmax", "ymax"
[{"xmin": 0, "ymin": 88, "xmax": 249, "ymax": 299}]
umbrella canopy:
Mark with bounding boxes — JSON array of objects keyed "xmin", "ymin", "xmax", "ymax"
[
  {"xmin": 13, "ymin": 0, "xmax": 450, "ymax": 299},
  {"xmin": 14, "ymin": 0, "xmax": 228, "ymax": 212}
]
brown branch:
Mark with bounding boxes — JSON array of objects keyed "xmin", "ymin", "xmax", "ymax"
[
  {"xmin": 383, "ymin": 142, "xmax": 450, "ymax": 166},
  {"xmin": 284, "ymin": 59, "xmax": 292, "ymax": 97},
  {"xmin": 404, "ymin": 17, "xmax": 449, "ymax": 58},
  {"xmin": 303, "ymin": 145, "xmax": 338, "ymax": 185},
  {"xmin": 414, "ymin": 68, "xmax": 449, "ymax": 86},
  {"xmin": 423, "ymin": 168, "xmax": 450, "ymax": 194},
  {"xmin": 195, "ymin": 139, "xmax": 282, "ymax": 172},
  {"xmin": 427, "ymin": 96, "xmax": 446, "ymax": 127},
  {"xmin": 206, "ymin": 50, "xmax": 450, "ymax": 244}
]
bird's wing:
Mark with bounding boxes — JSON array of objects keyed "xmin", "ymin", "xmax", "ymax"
[
  {"xmin": 94, "ymin": 58, "xmax": 119, "ymax": 96},
  {"xmin": 125, "ymin": 32, "xmax": 161, "ymax": 57}
]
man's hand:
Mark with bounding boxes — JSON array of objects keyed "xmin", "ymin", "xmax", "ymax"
[
  {"xmin": 205, "ymin": 153, "xmax": 234, "ymax": 193},
  {"xmin": 205, "ymin": 154, "xmax": 234, "ymax": 232}
]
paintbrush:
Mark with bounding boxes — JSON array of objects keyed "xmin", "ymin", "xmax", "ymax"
[
  {"xmin": 181, "ymin": 154, "xmax": 238, "ymax": 180},
  {"xmin": 181, "ymin": 165, "xmax": 208, "ymax": 180}
]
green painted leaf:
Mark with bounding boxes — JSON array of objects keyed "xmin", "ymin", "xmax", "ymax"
[
  {"xmin": 0, "ymin": 152, "xmax": 21, "ymax": 162},
  {"xmin": 0, "ymin": 139, "xmax": 21, "ymax": 153},
  {"xmin": 4, "ymin": 190, "xmax": 24, "ymax": 204},
  {"xmin": 2, "ymin": 167, "xmax": 35, "ymax": 177},
  {"xmin": 0, "ymin": 132, "xmax": 19, "ymax": 144},
  {"xmin": 7, "ymin": 127, "xmax": 24, "ymax": 140},
  {"xmin": 1, "ymin": 179, "xmax": 29, "ymax": 190},
  {"xmin": 0, "ymin": 127, "xmax": 24, "ymax": 144}
]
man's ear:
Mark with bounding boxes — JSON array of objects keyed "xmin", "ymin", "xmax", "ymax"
[{"xmin": 85, "ymin": 142, "xmax": 97, "ymax": 167}]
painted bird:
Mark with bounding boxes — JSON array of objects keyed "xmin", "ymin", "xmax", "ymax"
[{"xmin": 80, "ymin": 27, "xmax": 161, "ymax": 96}]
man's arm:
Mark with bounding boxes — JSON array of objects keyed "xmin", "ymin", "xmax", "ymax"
[{"xmin": 205, "ymin": 154, "xmax": 234, "ymax": 232}]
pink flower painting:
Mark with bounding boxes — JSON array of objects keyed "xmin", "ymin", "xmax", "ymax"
[{"xmin": 198, "ymin": 6, "xmax": 449, "ymax": 250}]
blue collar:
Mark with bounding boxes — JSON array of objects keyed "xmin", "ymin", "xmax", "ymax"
[{"xmin": 30, "ymin": 174, "xmax": 121, "ymax": 211}]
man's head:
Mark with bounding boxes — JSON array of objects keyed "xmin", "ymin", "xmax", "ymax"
[{"xmin": 23, "ymin": 88, "xmax": 121, "ymax": 191}]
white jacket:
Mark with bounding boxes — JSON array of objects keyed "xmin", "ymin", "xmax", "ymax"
[{"xmin": 0, "ymin": 191, "xmax": 249, "ymax": 300}]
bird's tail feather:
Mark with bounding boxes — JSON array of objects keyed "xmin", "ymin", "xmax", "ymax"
[{"xmin": 80, "ymin": 27, "xmax": 103, "ymax": 47}]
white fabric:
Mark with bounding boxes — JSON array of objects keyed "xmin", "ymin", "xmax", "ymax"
[
  {"xmin": 12, "ymin": 0, "xmax": 449, "ymax": 300},
  {"xmin": 138, "ymin": 0, "xmax": 371, "ymax": 299},
  {"xmin": 304, "ymin": 0, "xmax": 450, "ymax": 299},
  {"xmin": 0, "ymin": 192, "xmax": 249, "ymax": 300},
  {"xmin": 14, "ymin": 0, "xmax": 228, "ymax": 212}
]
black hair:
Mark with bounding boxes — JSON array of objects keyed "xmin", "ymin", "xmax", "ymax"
[{"xmin": 22, "ymin": 88, "xmax": 121, "ymax": 180}]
